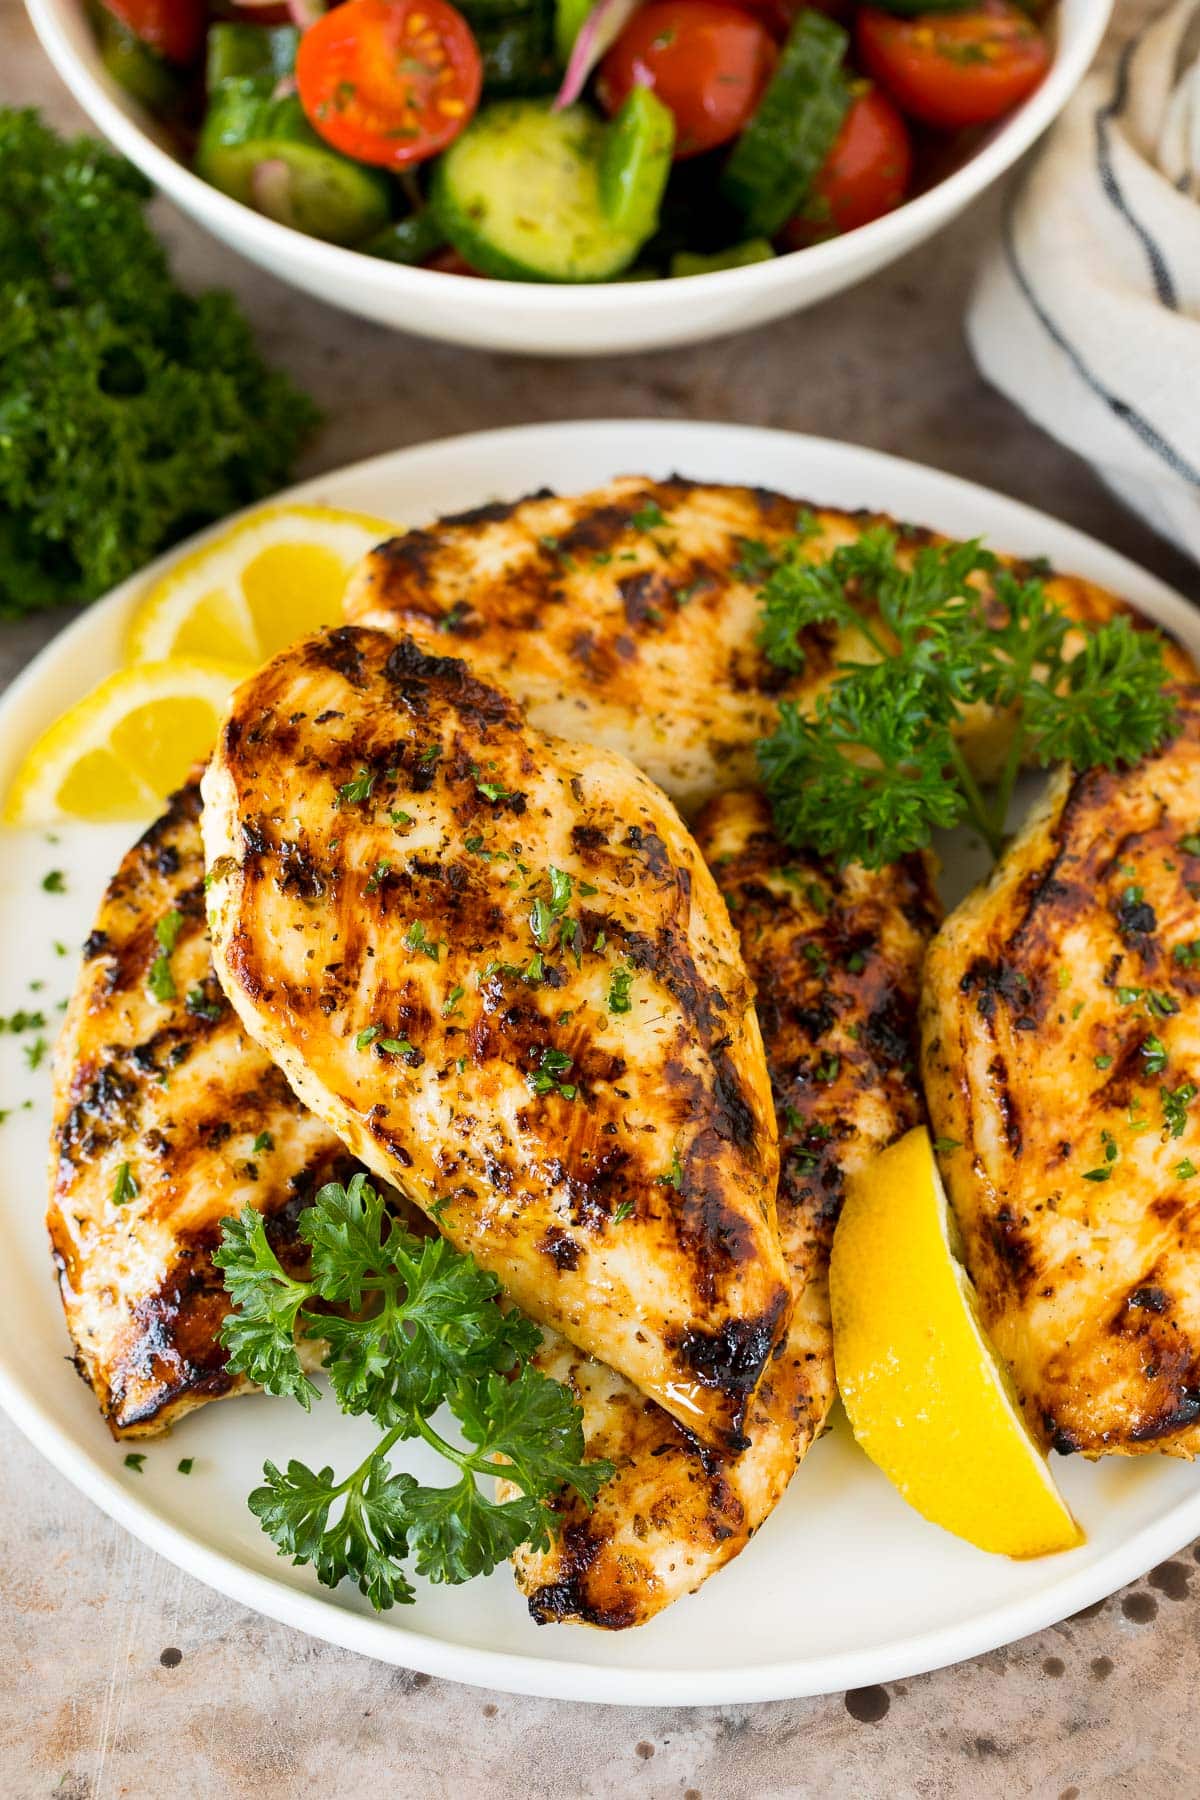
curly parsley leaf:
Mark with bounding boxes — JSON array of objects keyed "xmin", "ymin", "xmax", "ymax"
[
  {"xmin": 754, "ymin": 530, "xmax": 1175, "ymax": 867},
  {"xmin": 758, "ymin": 669, "xmax": 965, "ymax": 868},
  {"xmin": 213, "ymin": 1209, "xmax": 319, "ymax": 1408},
  {"xmin": 249, "ymin": 1454, "xmax": 417, "ymax": 1611},
  {"xmin": 218, "ymin": 1179, "xmax": 611, "ymax": 1610},
  {"xmin": 0, "ymin": 109, "xmax": 318, "ymax": 613}
]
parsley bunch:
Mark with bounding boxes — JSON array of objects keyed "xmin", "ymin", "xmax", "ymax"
[
  {"xmin": 755, "ymin": 528, "xmax": 1175, "ymax": 868},
  {"xmin": 0, "ymin": 110, "xmax": 318, "ymax": 613},
  {"xmin": 214, "ymin": 1175, "xmax": 610, "ymax": 1609}
]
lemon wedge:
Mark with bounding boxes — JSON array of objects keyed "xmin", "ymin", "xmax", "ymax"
[
  {"xmin": 830, "ymin": 1126, "xmax": 1082, "ymax": 1558},
  {"xmin": 4, "ymin": 658, "xmax": 249, "ymax": 826},
  {"xmin": 125, "ymin": 504, "xmax": 398, "ymax": 666}
]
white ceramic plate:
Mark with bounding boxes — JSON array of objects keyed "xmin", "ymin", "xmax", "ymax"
[
  {"xmin": 2, "ymin": 421, "xmax": 1198, "ymax": 1708},
  {"xmin": 26, "ymin": 0, "xmax": 1111, "ymax": 356}
]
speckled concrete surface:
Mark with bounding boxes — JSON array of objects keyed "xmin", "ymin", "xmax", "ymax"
[{"xmin": 4, "ymin": 2, "xmax": 1199, "ymax": 1793}]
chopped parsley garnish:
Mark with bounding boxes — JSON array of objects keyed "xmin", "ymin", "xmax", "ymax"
[
  {"xmin": 813, "ymin": 1053, "xmax": 840, "ymax": 1085},
  {"xmin": 656, "ymin": 1147, "xmax": 684, "ymax": 1191},
  {"xmin": 1174, "ymin": 941, "xmax": 1200, "ymax": 968},
  {"xmin": 1161, "ymin": 1083, "xmax": 1197, "ymax": 1140},
  {"xmin": 336, "ymin": 768, "xmax": 376, "ymax": 808},
  {"xmin": 526, "ymin": 1047, "xmax": 575, "ymax": 1098},
  {"xmin": 177, "ymin": 1458, "xmax": 194, "ymax": 1474},
  {"xmin": 214, "ymin": 1175, "xmax": 610, "ymax": 1609},
  {"xmin": 530, "ymin": 867, "xmax": 577, "ymax": 957},
  {"xmin": 607, "ymin": 967, "xmax": 634, "ymax": 1014},
  {"xmin": 389, "ymin": 810, "xmax": 412, "ymax": 827},
  {"xmin": 185, "ymin": 986, "xmax": 222, "ymax": 1022},
  {"xmin": 442, "ymin": 985, "xmax": 465, "ymax": 1017},
  {"xmin": 41, "ymin": 869, "xmax": 65, "ymax": 893},
  {"xmin": 754, "ymin": 529, "xmax": 1175, "ymax": 867},
  {"xmin": 611, "ymin": 1201, "xmax": 635, "ymax": 1224},
  {"xmin": 403, "ymin": 922, "xmax": 441, "ymax": 963},
  {"xmin": 252, "ymin": 1131, "xmax": 274, "ymax": 1154},
  {"xmin": 1094, "ymin": 1054, "xmax": 1113, "ymax": 1071},
  {"xmin": 1142, "ymin": 1035, "xmax": 1169, "ymax": 1076},
  {"xmin": 23, "ymin": 1036, "xmax": 47, "ymax": 1070},
  {"xmin": 356, "ymin": 1025, "xmax": 381, "ymax": 1050},
  {"xmin": 803, "ymin": 942, "xmax": 829, "ymax": 978},
  {"xmin": 631, "ymin": 502, "xmax": 666, "ymax": 532},
  {"xmin": 1176, "ymin": 1159, "xmax": 1197, "ymax": 1181},
  {"xmin": 365, "ymin": 861, "xmax": 391, "ymax": 895},
  {"xmin": 146, "ymin": 908, "xmax": 183, "ymax": 1003},
  {"xmin": 378, "ymin": 1037, "xmax": 415, "ymax": 1058},
  {"xmin": 0, "ymin": 1009, "xmax": 46, "ymax": 1034},
  {"xmin": 476, "ymin": 779, "xmax": 513, "ymax": 803},
  {"xmin": 112, "ymin": 1161, "xmax": 138, "ymax": 1205},
  {"xmin": 932, "ymin": 1137, "xmax": 961, "ymax": 1156},
  {"xmin": 123, "ymin": 1453, "xmax": 146, "ymax": 1472}
]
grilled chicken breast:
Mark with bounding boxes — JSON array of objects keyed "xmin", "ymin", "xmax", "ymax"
[
  {"xmin": 201, "ymin": 628, "xmax": 789, "ymax": 1452},
  {"xmin": 921, "ymin": 688, "xmax": 1200, "ymax": 1458},
  {"xmin": 503, "ymin": 791, "xmax": 939, "ymax": 1627},
  {"xmin": 345, "ymin": 477, "xmax": 1185, "ymax": 816},
  {"xmin": 48, "ymin": 781, "xmax": 358, "ymax": 1438}
]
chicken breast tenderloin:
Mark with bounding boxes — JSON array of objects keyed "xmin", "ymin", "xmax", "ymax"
[
  {"xmin": 345, "ymin": 477, "xmax": 1187, "ymax": 816},
  {"xmin": 48, "ymin": 780, "xmax": 359, "ymax": 1438},
  {"xmin": 201, "ymin": 628, "xmax": 789, "ymax": 1453},
  {"xmin": 501, "ymin": 791, "xmax": 939, "ymax": 1627},
  {"xmin": 921, "ymin": 688, "xmax": 1200, "ymax": 1458}
]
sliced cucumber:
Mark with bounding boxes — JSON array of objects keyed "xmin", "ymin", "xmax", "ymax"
[
  {"xmin": 90, "ymin": 2, "xmax": 184, "ymax": 112},
  {"xmin": 197, "ymin": 84, "xmax": 390, "ymax": 245},
  {"xmin": 362, "ymin": 212, "xmax": 447, "ymax": 266},
  {"xmin": 430, "ymin": 101, "xmax": 659, "ymax": 283},
  {"xmin": 206, "ymin": 23, "xmax": 299, "ymax": 94},
  {"xmin": 598, "ymin": 87, "xmax": 674, "ymax": 240},
  {"xmin": 670, "ymin": 240, "xmax": 775, "ymax": 277},
  {"xmin": 475, "ymin": 9, "xmax": 558, "ymax": 97},
  {"xmin": 721, "ymin": 9, "xmax": 850, "ymax": 238}
]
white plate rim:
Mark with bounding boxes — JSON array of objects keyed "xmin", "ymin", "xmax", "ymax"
[{"xmin": 2, "ymin": 418, "xmax": 1199, "ymax": 1708}]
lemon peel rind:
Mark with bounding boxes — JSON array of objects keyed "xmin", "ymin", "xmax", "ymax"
[
  {"xmin": 124, "ymin": 504, "xmax": 400, "ymax": 666},
  {"xmin": 830, "ymin": 1127, "xmax": 1083, "ymax": 1561}
]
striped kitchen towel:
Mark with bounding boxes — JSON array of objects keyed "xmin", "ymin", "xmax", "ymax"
[{"xmin": 969, "ymin": 2, "xmax": 1200, "ymax": 562}]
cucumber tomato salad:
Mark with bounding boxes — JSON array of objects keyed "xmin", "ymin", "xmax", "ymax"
[{"xmin": 88, "ymin": 0, "xmax": 1055, "ymax": 281}]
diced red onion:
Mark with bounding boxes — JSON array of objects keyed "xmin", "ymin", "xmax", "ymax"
[
  {"xmin": 286, "ymin": 0, "xmax": 326, "ymax": 27},
  {"xmin": 554, "ymin": 0, "xmax": 644, "ymax": 110},
  {"xmin": 226, "ymin": 0, "xmax": 324, "ymax": 25}
]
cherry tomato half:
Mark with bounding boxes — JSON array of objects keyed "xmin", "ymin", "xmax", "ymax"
[
  {"xmin": 856, "ymin": 3, "xmax": 1051, "ymax": 132},
  {"xmin": 99, "ymin": 0, "xmax": 204, "ymax": 65},
  {"xmin": 296, "ymin": 0, "xmax": 483, "ymax": 170},
  {"xmin": 597, "ymin": 0, "xmax": 778, "ymax": 160},
  {"xmin": 781, "ymin": 85, "xmax": 912, "ymax": 246}
]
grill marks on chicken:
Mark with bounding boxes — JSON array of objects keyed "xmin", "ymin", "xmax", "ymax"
[
  {"xmin": 345, "ymin": 476, "xmax": 1177, "ymax": 815},
  {"xmin": 48, "ymin": 782, "xmax": 358, "ymax": 1437},
  {"xmin": 503, "ymin": 791, "xmax": 938, "ymax": 1628},
  {"xmin": 921, "ymin": 689, "xmax": 1200, "ymax": 1458},
  {"xmin": 201, "ymin": 629, "xmax": 789, "ymax": 1452}
]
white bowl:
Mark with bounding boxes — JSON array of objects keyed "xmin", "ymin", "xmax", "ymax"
[{"xmin": 28, "ymin": 0, "xmax": 1111, "ymax": 356}]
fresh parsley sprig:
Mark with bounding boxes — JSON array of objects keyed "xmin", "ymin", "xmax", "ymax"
[
  {"xmin": 214, "ymin": 1175, "xmax": 611, "ymax": 1609},
  {"xmin": 755, "ymin": 528, "xmax": 1175, "ymax": 867}
]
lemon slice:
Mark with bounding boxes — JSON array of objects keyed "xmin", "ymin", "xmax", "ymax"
[
  {"xmin": 830, "ymin": 1127, "xmax": 1082, "ymax": 1558},
  {"xmin": 4, "ymin": 658, "xmax": 248, "ymax": 826},
  {"xmin": 125, "ymin": 504, "xmax": 399, "ymax": 666}
]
